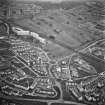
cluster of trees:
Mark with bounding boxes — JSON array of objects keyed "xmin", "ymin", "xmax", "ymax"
[{"xmin": 85, "ymin": 1, "xmax": 105, "ymax": 23}]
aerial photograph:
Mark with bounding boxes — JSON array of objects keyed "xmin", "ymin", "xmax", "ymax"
[{"xmin": 0, "ymin": 0, "xmax": 105, "ymax": 105}]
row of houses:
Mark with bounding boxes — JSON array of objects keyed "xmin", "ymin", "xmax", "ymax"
[{"xmin": 6, "ymin": 2, "xmax": 43, "ymax": 19}]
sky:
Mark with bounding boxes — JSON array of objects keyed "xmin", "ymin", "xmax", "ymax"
[
  {"xmin": 15, "ymin": 0, "xmax": 90, "ymax": 3},
  {"xmin": 36, "ymin": 0, "xmax": 86, "ymax": 2}
]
